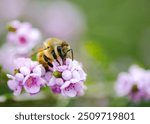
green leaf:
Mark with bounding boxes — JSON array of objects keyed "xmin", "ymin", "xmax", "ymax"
[{"xmin": 0, "ymin": 66, "xmax": 11, "ymax": 95}]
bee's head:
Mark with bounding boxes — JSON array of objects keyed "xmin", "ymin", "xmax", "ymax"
[
  {"xmin": 61, "ymin": 41, "xmax": 73, "ymax": 60},
  {"xmin": 61, "ymin": 41, "xmax": 70, "ymax": 53}
]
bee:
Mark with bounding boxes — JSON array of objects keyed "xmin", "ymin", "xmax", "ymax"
[{"xmin": 37, "ymin": 38, "xmax": 73, "ymax": 69}]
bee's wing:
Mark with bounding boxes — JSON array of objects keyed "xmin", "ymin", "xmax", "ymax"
[{"xmin": 28, "ymin": 43, "xmax": 44, "ymax": 57}]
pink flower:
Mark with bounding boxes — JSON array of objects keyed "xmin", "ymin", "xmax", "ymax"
[
  {"xmin": 0, "ymin": 20, "xmax": 41, "ymax": 73},
  {"xmin": 7, "ymin": 74, "xmax": 23, "ymax": 96},
  {"xmin": 115, "ymin": 65, "xmax": 150, "ymax": 102},
  {"xmin": 61, "ymin": 82, "xmax": 86, "ymax": 97},
  {"xmin": 7, "ymin": 58, "xmax": 46, "ymax": 95},
  {"xmin": 7, "ymin": 20, "xmax": 41, "ymax": 54},
  {"xmin": 47, "ymin": 58, "xmax": 87, "ymax": 97},
  {"xmin": 14, "ymin": 57, "xmax": 37, "ymax": 69},
  {"xmin": 0, "ymin": 43, "xmax": 18, "ymax": 73},
  {"xmin": 23, "ymin": 74, "xmax": 46, "ymax": 95},
  {"xmin": 115, "ymin": 72, "xmax": 133, "ymax": 97}
]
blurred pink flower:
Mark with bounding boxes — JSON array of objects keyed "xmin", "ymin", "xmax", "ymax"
[
  {"xmin": 0, "ymin": 43, "xmax": 18, "ymax": 73},
  {"xmin": 39, "ymin": 1, "xmax": 85, "ymax": 41},
  {"xmin": 7, "ymin": 58, "xmax": 46, "ymax": 95},
  {"xmin": 7, "ymin": 20, "xmax": 41, "ymax": 54},
  {"xmin": 115, "ymin": 65, "xmax": 150, "ymax": 102},
  {"xmin": 0, "ymin": 20, "xmax": 42, "ymax": 73},
  {"xmin": 47, "ymin": 58, "xmax": 87, "ymax": 97},
  {"xmin": 115, "ymin": 72, "xmax": 133, "ymax": 97}
]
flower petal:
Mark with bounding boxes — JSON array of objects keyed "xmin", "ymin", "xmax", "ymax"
[
  {"xmin": 23, "ymin": 73, "xmax": 41, "ymax": 94},
  {"xmin": 14, "ymin": 86, "xmax": 22, "ymax": 96},
  {"xmin": 62, "ymin": 70, "xmax": 72, "ymax": 80},
  {"xmin": 7, "ymin": 74, "xmax": 14, "ymax": 79},
  {"xmin": 56, "ymin": 78, "xmax": 64, "ymax": 85},
  {"xmin": 48, "ymin": 76, "xmax": 56, "ymax": 86},
  {"xmin": 60, "ymin": 81, "xmax": 71, "ymax": 89},
  {"xmin": 51, "ymin": 85, "xmax": 61, "ymax": 94},
  {"xmin": 44, "ymin": 72, "xmax": 52, "ymax": 81},
  {"xmin": 37, "ymin": 78, "xmax": 47, "ymax": 86},
  {"xmin": 33, "ymin": 65, "xmax": 45, "ymax": 76},
  {"xmin": 7, "ymin": 80, "xmax": 18, "ymax": 90},
  {"xmin": 63, "ymin": 88, "xmax": 77, "ymax": 97},
  {"xmin": 30, "ymin": 61, "xmax": 39, "ymax": 70},
  {"xmin": 20, "ymin": 66, "xmax": 30, "ymax": 75},
  {"xmin": 58, "ymin": 65, "xmax": 67, "ymax": 72},
  {"xmin": 15, "ymin": 73, "xmax": 24, "ymax": 82},
  {"xmin": 72, "ymin": 70, "xmax": 80, "ymax": 80},
  {"xmin": 24, "ymin": 85, "xmax": 40, "ymax": 94},
  {"xmin": 70, "ymin": 79, "xmax": 78, "ymax": 83}
]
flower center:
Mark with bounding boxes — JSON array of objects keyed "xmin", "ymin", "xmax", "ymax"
[
  {"xmin": 51, "ymin": 85, "xmax": 61, "ymax": 94},
  {"xmin": 19, "ymin": 36, "xmax": 27, "ymax": 44},
  {"xmin": 65, "ymin": 83, "xmax": 75, "ymax": 91},
  {"xmin": 131, "ymin": 84, "xmax": 138, "ymax": 93},
  {"xmin": 26, "ymin": 77, "xmax": 36, "ymax": 88},
  {"xmin": 14, "ymin": 69, "xmax": 20, "ymax": 74}
]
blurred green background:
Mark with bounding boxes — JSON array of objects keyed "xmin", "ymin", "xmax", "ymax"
[{"xmin": 0, "ymin": 0, "xmax": 150, "ymax": 106}]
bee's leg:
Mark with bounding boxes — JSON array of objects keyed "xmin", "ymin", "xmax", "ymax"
[
  {"xmin": 52, "ymin": 50, "xmax": 61, "ymax": 65},
  {"xmin": 43, "ymin": 55, "xmax": 53, "ymax": 67}
]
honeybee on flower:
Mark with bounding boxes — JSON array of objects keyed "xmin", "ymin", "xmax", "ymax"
[
  {"xmin": 6, "ymin": 22, "xmax": 87, "ymax": 97},
  {"xmin": 37, "ymin": 38, "xmax": 73, "ymax": 69}
]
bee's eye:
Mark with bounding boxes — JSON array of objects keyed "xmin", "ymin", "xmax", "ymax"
[{"xmin": 57, "ymin": 46, "xmax": 61, "ymax": 53}]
